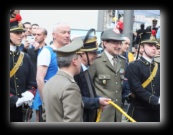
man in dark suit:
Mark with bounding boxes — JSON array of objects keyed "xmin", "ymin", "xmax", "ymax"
[
  {"xmin": 146, "ymin": 19, "xmax": 158, "ymax": 33},
  {"xmin": 136, "ymin": 23, "xmax": 145, "ymax": 44},
  {"xmin": 74, "ymin": 29, "xmax": 111, "ymax": 122}
]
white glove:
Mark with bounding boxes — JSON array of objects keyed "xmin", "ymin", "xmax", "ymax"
[
  {"xmin": 24, "ymin": 99, "xmax": 33, "ymax": 106},
  {"xmin": 16, "ymin": 97, "xmax": 25, "ymax": 107},
  {"xmin": 21, "ymin": 91, "xmax": 34, "ymax": 102}
]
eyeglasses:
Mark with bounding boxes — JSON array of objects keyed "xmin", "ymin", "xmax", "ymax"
[
  {"xmin": 122, "ymin": 42, "xmax": 130, "ymax": 45},
  {"xmin": 108, "ymin": 40, "xmax": 122, "ymax": 45}
]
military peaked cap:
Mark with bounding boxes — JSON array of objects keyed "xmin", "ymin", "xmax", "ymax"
[
  {"xmin": 140, "ymin": 30, "xmax": 158, "ymax": 45},
  {"xmin": 101, "ymin": 28, "xmax": 125, "ymax": 41},
  {"xmin": 10, "ymin": 13, "xmax": 25, "ymax": 32},
  {"xmin": 76, "ymin": 28, "xmax": 98, "ymax": 53},
  {"xmin": 54, "ymin": 38, "xmax": 83, "ymax": 57}
]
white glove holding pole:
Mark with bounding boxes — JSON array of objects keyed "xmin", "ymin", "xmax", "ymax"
[
  {"xmin": 16, "ymin": 97, "xmax": 25, "ymax": 107},
  {"xmin": 21, "ymin": 91, "xmax": 34, "ymax": 102}
]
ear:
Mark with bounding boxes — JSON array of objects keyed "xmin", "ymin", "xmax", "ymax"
[
  {"xmin": 52, "ymin": 33, "xmax": 56, "ymax": 39},
  {"xmin": 72, "ymin": 57, "xmax": 79, "ymax": 66}
]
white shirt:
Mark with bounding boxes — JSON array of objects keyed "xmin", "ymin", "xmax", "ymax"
[
  {"xmin": 37, "ymin": 47, "xmax": 51, "ymax": 66},
  {"xmin": 81, "ymin": 63, "xmax": 88, "ymax": 72},
  {"xmin": 10, "ymin": 45, "xmax": 16, "ymax": 52},
  {"xmin": 142, "ymin": 56, "xmax": 154, "ymax": 63}
]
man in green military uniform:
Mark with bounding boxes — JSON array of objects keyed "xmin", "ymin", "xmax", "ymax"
[
  {"xmin": 89, "ymin": 28, "xmax": 126, "ymax": 122},
  {"xmin": 42, "ymin": 38, "xmax": 84, "ymax": 122}
]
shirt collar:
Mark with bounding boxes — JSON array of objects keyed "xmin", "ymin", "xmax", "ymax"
[
  {"xmin": 81, "ymin": 63, "xmax": 88, "ymax": 71},
  {"xmin": 104, "ymin": 50, "xmax": 114, "ymax": 61},
  {"xmin": 143, "ymin": 56, "xmax": 154, "ymax": 63},
  {"xmin": 10, "ymin": 45, "xmax": 17, "ymax": 52}
]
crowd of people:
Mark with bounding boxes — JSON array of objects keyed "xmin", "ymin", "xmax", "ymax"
[{"xmin": 10, "ymin": 10, "xmax": 160, "ymax": 122}]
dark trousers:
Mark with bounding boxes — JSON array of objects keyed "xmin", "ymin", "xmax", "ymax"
[
  {"xmin": 127, "ymin": 104, "xmax": 160, "ymax": 122},
  {"xmin": 10, "ymin": 106, "xmax": 23, "ymax": 122}
]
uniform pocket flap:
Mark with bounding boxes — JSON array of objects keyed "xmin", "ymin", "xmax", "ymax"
[{"xmin": 98, "ymin": 74, "xmax": 111, "ymax": 80}]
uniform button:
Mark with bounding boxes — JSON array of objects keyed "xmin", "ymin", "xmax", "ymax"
[
  {"xmin": 116, "ymin": 91, "xmax": 118, "ymax": 92},
  {"xmin": 16, "ymin": 78, "xmax": 18, "ymax": 79},
  {"xmin": 115, "ymin": 82, "xmax": 118, "ymax": 84},
  {"xmin": 104, "ymin": 76, "xmax": 105, "ymax": 78},
  {"xmin": 116, "ymin": 99, "xmax": 118, "ymax": 101},
  {"xmin": 153, "ymin": 85, "xmax": 155, "ymax": 86},
  {"xmin": 17, "ymin": 85, "xmax": 19, "ymax": 87},
  {"xmin": 153, "ymin": 92, "xmax": 155, "ymax": 94},
  {"xmin": 115, "ymin": 74, "xmax": 117, "ymax": 76},
  {"xmin": 18, "ymin": 93, "xmax": 20, "ymax": 96}
]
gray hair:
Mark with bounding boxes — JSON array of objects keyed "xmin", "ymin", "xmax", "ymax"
[
  {"xmin": 38, "ymin": 27, "xmax": 48, "ymax": 35},
  {"xmin": 58, "ymin": 54, "xmax": 78, "ymax": 68},
  {"xmin": 53, "ymin": 22, "xmax": 70, "ymax": 33}
]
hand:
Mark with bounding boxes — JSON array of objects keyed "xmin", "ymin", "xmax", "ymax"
[
  {"xmin": 16, "ymin": 97, "xmax": 25, "ymax": 107},
  {"xmin": 24, "ymin": 100, "xmax": 33, "ymax": 106},
  {"xmin": 21, "ymin": 91, "xmax": 34, "ymax": 102},
  {"xmin": 24, "ymin": 39, "xmax": 30, "ymax": 49},
  {"xmin": 32, "ymin": 42, "xmax": 40, "ymax": 50},
  {"xmin": 99, "ymin": 97, "xmax": 111, "ymax": 106}
]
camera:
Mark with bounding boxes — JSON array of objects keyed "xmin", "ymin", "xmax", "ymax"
[{"xmin": 27, "ymin": 36, "xmax": 35, "ymax": 43}]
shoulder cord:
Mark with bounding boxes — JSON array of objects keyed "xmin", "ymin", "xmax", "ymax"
[{"xmin": 10, "ymin": 52, "xmax": 24, "ymax": 78}]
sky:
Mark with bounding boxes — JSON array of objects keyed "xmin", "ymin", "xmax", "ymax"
[{"xmin": 20, "ymin": 10, "xmax": 99, "ymax": 44}]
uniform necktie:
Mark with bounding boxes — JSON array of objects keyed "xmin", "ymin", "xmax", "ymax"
[{"xmin": 113, "ymin": 56, "xmax": 118, "ymax": 72}]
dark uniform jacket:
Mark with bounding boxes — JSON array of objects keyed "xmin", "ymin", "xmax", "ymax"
[
  {"xmin": 10, "ymin": 47, "xmax": 37, "ymax": 122},
  {"xmin": 27, "ymin": 47, "xmax": 39, "ymax": 78},
  {"xmin": 145, "ymin": 26, "xmax": 158, "ymax": 33},
  {"xmin": 74, "ymin": 67, "xmax": 99, "ymax": 122},
  {"xmin": 127, "ymin": 57, "xmax": 160, "ymax": 122}
]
